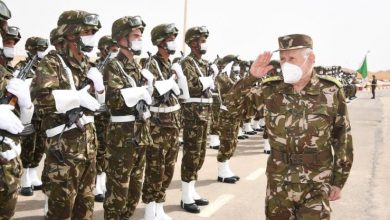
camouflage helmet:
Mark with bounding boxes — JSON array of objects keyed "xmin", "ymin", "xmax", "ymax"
[
  {"xmin": 57, "ymin": 10, "xmax": 101, "ymax": 36},
  {"xmin": 218, "ymin": 54, "xmax": 239, "ymax": 67},
  {"xmin": 98, "ymin": 35, "xmax": 117, "ymax": 49},
  {"xmin": 112, "ymin": 16, "xmax": 146, "ymax": 41},
  {"xmin": 185, "ymin": 26, "xmax": 209, "ymax": 45},
  {"xmin": 25, "ymin": 37, "xmax": 49, "ymax": 52},
  {"xmin": 0, "ymin": 1, "xmax": 11, "ymax": 21},
  {"xmin": 2, "ymin": 26, "xmax": 21, "ymax": 44},
  {"xmin": 49, "ymin": 27, "xmax": 64, "ymax": 45},
  {"xmin": 151, "ymin": 23, "xmax": 178, "ymax": 46}
]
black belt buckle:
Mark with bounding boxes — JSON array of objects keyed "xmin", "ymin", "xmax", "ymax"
[{"xmin": 290, "ymin": 154, "xmax": 303, "ymax": 165}]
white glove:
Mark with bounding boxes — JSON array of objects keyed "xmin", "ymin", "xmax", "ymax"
[
  {"xmin": 199, "ymin": 76, "xmax": 214, "ymax": 91},
  {"xmin": 0, "ymin": 137, "xmax": 21, "ymax": 161},
  {"xmin": 87, "ymin": 67, "xmax": 105, "ymax": 92},
  {"xmin": 141, "ymin": 69, "xmax": 154, "ymax": 94},
  {"xmin": 0, "ymin": 105, "xmax": 24, "ymax": 134},
  {"xmin": 169, "ymin": 76, "xmax": 181, "ymax": 95},
  {"xmin": 6, "ymin": 78, "xmax": 32, "ymax": 108},
  {"xmin": 177, "ymin": 76, "xmax": 190, "ymax": 100},
  {"xmin": 78, "ymin": 85, "xmax": 100, "ymax": 111},
  {"xmin": 171, "ymin": 63, "xmax": 185, "ymax": 79},
  {"xmin": 121, "ymin": 86, "xmax": 152, "ymax": 107},
  {"xmin": 210, "ymin": 64, "xmax": 219, "ymax": 77},
  {"xmin": 52, "ymin": 90, "xmax": 80, "ymax": 113}
]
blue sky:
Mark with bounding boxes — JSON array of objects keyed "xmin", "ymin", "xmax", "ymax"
[{"xmin": 5, "ymin": 0, "xmax": 390, "ymax": 71}]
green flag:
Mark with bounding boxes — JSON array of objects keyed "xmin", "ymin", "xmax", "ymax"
[{"xmin": 357, "ymin": 56, "xmax": 368, "ymax": 78}]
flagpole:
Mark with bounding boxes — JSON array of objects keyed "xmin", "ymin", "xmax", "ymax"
[{"xmin": 182, "ymin": 0, "xmax": 188, "ymax": 55}]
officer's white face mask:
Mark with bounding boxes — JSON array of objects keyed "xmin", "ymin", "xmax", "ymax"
[
  {"xmin": 3, "ymin": 46, "xmax": 14, "ymax": 58},
  {"xmin": 281, "ymin": 57, "xmax": 307, "ymax": 84},
  {"xmin": 200, "ymin": 42, "xmax": 207, "ymax": 54},
  {"xmin": 130, "ymin": 40, "xmax": 142, "ymax": 55},
  {"xmin": 37, "ymin": 51, "xmax": 46, "ymax": 59},
  {"xmin": 166, "ymin": 41, "xmax": 176, "ymax": 55}
]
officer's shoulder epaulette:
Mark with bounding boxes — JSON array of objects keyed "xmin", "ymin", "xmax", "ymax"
[
  {"xmin": 317, "ymin": 74, "xmax": 343, "ymax": 88},
  {"xmin": 261, "ymin": 75, "xmax": 283, "ymax": 84}
]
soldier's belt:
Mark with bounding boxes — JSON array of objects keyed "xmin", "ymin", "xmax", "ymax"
[
  {"xmin": 150, "ymin": 104, "xmax": 181, "ymax": 113},
  {"xmin": 184, "ymin": 98, "xmax": 213, "ymax": 104},
  {"xmin": 110, "ymin": 115, "xmax": 136, "ymax": 123},
  {"xmin": 211, "ymin": 92, "xmax": 218, "ymax": 96},
  {"xmin": 271, "ymin": 149, "xmax": 332, "ymax": 166},
  {"xmin": 45, "ymin": 115, "xmax": 94, "ymax": 138}
]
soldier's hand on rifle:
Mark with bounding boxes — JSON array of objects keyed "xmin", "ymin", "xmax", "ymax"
[
  {"xmin": 87, "ymin": 67, "xmax": 105, "ymax": 93},
  {"xmin": 78, "ymin": 85, "xmax": 100, "ymax": 111},
  {"xmin": 171, "ymin": 63, "xmax": 185, "ymax": 79},
  {"xmin": 210, "ymin": 64, "xmax": 219, "ymax": 78},
  {"xmin": 250, "ymin": 51, "xmax": 274, "ymax": 78},
  {"xmin": 6, "ymin": 78, "xmax": 32, "ymax": 109},
  {"xmin": 0, "ymin": 104, "xmax": 24, "ymax": 134}
]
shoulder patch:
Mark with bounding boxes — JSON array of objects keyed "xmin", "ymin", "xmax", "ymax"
[
  {"xmin": 317, "ymin": 74, "xmax": 343, "ymax": 88},
  {"xmin": 261, "ymin": 75, "xmax": 282, "ymax": 84}
]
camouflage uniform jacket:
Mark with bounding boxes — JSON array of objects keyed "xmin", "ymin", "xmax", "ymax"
[
  {"xmin": 148, "ymin": 53, "xmax": 180, "ymax": 128},
  {"xmin": 226, "ymin": 69, "xmax": 353, "ymax": 189},
  {"xmin": 0, "ymin": 64, "xmax": 23, "ymax": 192},
  {"xmin": 181, "ymin": 53, "xmax": 212, "ymax": 121},
  {"xmin": 103, "ymin": 52, "xmax": 153, "ymax": 146},
  {"xmin": 215, "ymin": 72, "xmax": 237, "ymax": 118},
  {"xmin": 30, "ymin": 49, "xmax": 96, "ymax": 159},
  {"xmin": 14, "ymin": 57, "xmax": 39, "ymax": 79}
]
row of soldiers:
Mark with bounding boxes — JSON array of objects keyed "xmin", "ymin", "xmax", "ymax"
[
  {"xmin": 0, "ymin": 3, "xmax": 355, "ymax": 220},
  {"xmin": 0, "ymin": 4, "xmax": 274, "ymax": 220}
]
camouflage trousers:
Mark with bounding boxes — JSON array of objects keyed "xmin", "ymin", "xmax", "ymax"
[
  {"xmin": 42, "ymin": 124, "xmax": 97, "ymax": 220},
  {"xmin": 95, "ymin": 113, "xmax": 109, "ymax": 174},
  {"xmin": 209, "ymin": 95, "xmax": 220, "ymax": 136},
  {"xmin": 0, "ymin": 157, "xmax": 22, "ymax": 219},
  {"xmin": 20, "ymin": 119, "xmax": 45, "ymax": 168},
  {"xmin": 104, "ymin": 123, "xmax": 146, "ymax": 220},
  {"xmin": 217, "ymin": 115, "xmax": 240, "ymax": 162},
  {"xmin": 142, "ymin": 126, "xmax": 180, "ymax": 204},
  {"xmin": 265, "ymin": 180, "xmax": 331, "ymax": 220},
  {"xmin": 181, "ymin": 119, "xmax": 209, "ymax": 182}
]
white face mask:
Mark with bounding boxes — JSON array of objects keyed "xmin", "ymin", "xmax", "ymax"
[
  {"xmin": 200, "ymin": 42, "xmax": 207, "ymax": 54},
  {"xmin": 37, "ymin": 51, "xmax": 46, "ymax": 59},
  {"xmin": 232, "ymin": 65, "xmax": 240, "ymax": 72},
  {"xmin": 3, "ymin": 47, "xmax": 14, "ymax": 58},
  {"xmin": 130, "ymin": 40, "xmax": 142, "ymax": 55},
  {"xmin": 109, "ymin": 51, "xmax": 119, "ymax": 59},
  {"xmin": 80, "ymin": 35, "xmax": 95, "ymax": 48},
  {"xmin": 166, "ymin": 41, "xmax": 177, "ymax": 55},
  {"xmin": 281, "ymin": 58, "xmax": 307, "ymax": 84}
]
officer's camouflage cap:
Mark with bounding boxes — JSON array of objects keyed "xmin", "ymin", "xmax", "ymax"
[
  {"xmin": 57, "ymin": 10, "xmax": 101, "ymax": 36},
  {"xmin": 2, "ymin": 26, "xmax": 21, "ymax": 44},
  {"xmin": 185, "ymin": 26, "xmax": 209, "ymax": 45},
  {"xmin": 25, "ymin": 37, "xmax": 49, "ymax": 51},
  {"xmin": 98, "ymin": 35, "xmax": 117, "ymax": 49},
  {"xmin": 151, "ymin": 23, "xmax": 178, "ymax": 46},
  {"xmin": 111, "ymin": 16, "xmax": 145, "ymax": 40},
  {"xmin": 49, "ymin": 27, "xmax": 64, "ymax": 45},
  {"xmin": 277, "ymin": 34, "xmax": 313, "ymax": 51}
]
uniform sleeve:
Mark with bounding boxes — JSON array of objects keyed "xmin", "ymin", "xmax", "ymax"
[
  {"xmin": 30, "ymin": 55, "xmax": 61, "ymax": 115},
  {"xmin": 331, "ymin": 88, "xmax": 354, "ymax": 189},
  {"xmin": 181, "ymin": 59, "xmax": 203, "ymax": 97},
  {"xmin": 224, "ymin": 74, "xmax": 261, "ymax": 111},
  {"xmin": 103, "ymin": 61, "xmax": 126, "ymax": 110}
]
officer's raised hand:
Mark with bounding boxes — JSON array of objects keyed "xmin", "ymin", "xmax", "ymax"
[{"xmin": 250, "ymin": 51, "xmax": 274, "ymax": 78}]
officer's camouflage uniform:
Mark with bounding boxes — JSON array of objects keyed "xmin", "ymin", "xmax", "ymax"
[
  {"xmin": 142, "ymin": 53, "xmax": 181, "ymax": 204},
  {"xmin": 209, "ymin": 88, "xmax": 220, "ymax": 137},
  {"xmin": 0, "ymin": 65, "xmax": 23, "ymax": 219},
  {"xmin": 181, "ymin": 53, "xmax": 212, "ymax": 182},
  {"xmin": 31, "ymin": 10, "xmax": 100, "ymax": 219},
  {"xmin": 103, "ymin": 51, "xmax": 152, "ymax": 219},
  {"xmin": 225, "ymin": 68, "xmax": 354, "ymax": 219}
]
